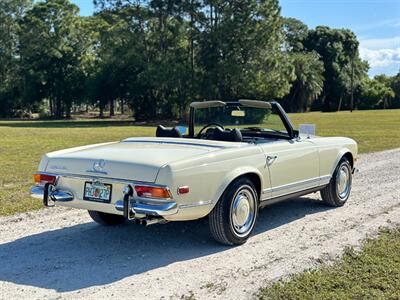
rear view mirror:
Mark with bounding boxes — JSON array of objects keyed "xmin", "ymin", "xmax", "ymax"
[{"xmin": 231, "ymin": 110, "xmax": 245, "ymax": 117}]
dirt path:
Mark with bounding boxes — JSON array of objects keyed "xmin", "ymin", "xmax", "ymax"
[{"xmin": 0, "ymin": 149, "xmax": 399, "ymax": 299}]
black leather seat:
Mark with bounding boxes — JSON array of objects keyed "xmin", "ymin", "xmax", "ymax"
[
  {"xmin": 213, "ymin": 127, "xmax": 243, "ymax": 142},
  {"xmin": 156, "ymin": 125, "xmax": 182, "ymax": 138}
]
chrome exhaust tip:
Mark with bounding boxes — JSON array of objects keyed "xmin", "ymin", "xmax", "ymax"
[{"xmin": 140, "ymin": 218, "xmax": 164, "ymax": 226}]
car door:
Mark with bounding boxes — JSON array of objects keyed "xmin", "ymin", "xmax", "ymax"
[{"xmin": 259, "ymin": 138, "xmax": 320, "ymax": 199}]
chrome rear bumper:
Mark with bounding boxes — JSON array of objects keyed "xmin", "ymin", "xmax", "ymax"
[
  {"xmin": 114, "ymin": 200, "xmax": 177, "ymax": 216},
  {"xmin": 30, "ymin": 185, "xmax": 74, "ymax": 202},
  {"xmin": 30, "ymin": 185, "xmax": 178, "ymax": 217}
]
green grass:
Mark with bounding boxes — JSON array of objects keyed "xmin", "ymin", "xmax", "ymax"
[
  {"xmin": 0, "ymin": 120, "xmax": 154, "ymax": 216},
  {"xmin": 258, "ymin": 228, "xmax": 400, "ymax": 300},
  {"xmin": 0, "ymin": 109, "xmax": 399, "ymax": 216},
  {"xmin": 289, "ymin": 109, "xmax": 400, "ymax": 154}
]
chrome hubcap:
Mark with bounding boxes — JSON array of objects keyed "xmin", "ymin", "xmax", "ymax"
[
  {"xmin": 230, "ymin": 186, "xmax": 256, "ymax": 237},
  {"xmin": 337, "ymin": 165, "xmax": 351, "ymax": 199}
]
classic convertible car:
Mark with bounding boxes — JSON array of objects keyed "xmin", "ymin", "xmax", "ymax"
[{"xmin": 30, "ymin": 100, "xmax": 357, "ymax": 245}]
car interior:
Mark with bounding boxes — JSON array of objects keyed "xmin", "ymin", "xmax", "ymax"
[
  {"xmin": 155, "ymin": 100, "xmax": 297, "ymax": 142},
  {"xmin": 156, "ymin": 125, "xmax": 182, "ymax": 138},
  {"xmin": 156, "ymin": 124, "xmax": 243, "ymax": 142}
]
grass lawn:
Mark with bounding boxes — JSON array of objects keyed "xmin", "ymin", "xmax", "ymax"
[
  {"xmin": 0, "ymin": 120, "xmax": 154, "ymax": 216},
  {"xmin": 258, "ymin": 228, "xmax": 400, "ymax": 300},
  {"xmin": 0, "ymin": 109, "xmax": 399, "ymax": 216},
  {"xmin": 289, "ymin": 109, "xmax": 400, "ymax": 154}
]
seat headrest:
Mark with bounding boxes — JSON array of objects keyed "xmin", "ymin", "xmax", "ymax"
[
  {"xmin": 156, "ymin": 125, "xmax": 182, "ymax": 138},
  {"xmin": 213, "ymin": 127, "xmax": 242, "ymax": 142}
]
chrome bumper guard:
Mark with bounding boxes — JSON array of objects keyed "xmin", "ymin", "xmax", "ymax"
[
  {"xmin": 30, "ymin": 185, "xmax": 74, "ymax": 207},
  {"xmin": 114, "ymin": 200, "xmax": 178, "ymax": 218},
  {"xmin": 30, "ymin": 185, "xmax": 178, "ymax": 217}
]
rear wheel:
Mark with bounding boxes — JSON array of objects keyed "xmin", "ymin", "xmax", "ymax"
[
  {"xmin": 321, "ymin": 157, "xmax": 352, "ymax": 207},
  {"xmin": 209, "ymin": 177, "xmax": 258, "ymax": 245},
  {"xmin": 88, "ymin": 210, "xmax": 126, "ymax": 226}
]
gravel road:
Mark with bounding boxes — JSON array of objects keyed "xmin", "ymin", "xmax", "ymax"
[{"xmin": 1, "ymin": 149, "xmax": 400, "ymax": 299}]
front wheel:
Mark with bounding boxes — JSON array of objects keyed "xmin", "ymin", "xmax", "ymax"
[
  {"xmin": 209, "ymin": 177, "xmax": 259, "ymax": 245},
  {"xmin": 88, "ymin": 210, "xmax": 126, "ymax": 226},
  {"xmin": 321, "ymin": 157, "xmax": 352, "ymax": 207}
]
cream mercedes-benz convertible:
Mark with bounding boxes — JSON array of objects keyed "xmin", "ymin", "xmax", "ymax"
[{"xmin": 30, "ymin": 100, "xmax": 357, "ymax": 245}]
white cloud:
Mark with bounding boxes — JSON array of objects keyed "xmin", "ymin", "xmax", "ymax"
[
  {"xmin": 360, "ymin": 47, "xmax": 400, "ymax": 68},
  {"xmin": 359, "ymin": 36, "xmax": 400, "ymax": 75},
  {"xmin": 354, "ymin": 19, "xmax": 400, "ymax": 32},
  {"xmin": 360, "ymin": 36, "xmax": 400, "ymax": 50}
]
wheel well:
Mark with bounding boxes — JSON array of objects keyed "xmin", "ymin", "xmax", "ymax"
[
  {"xmin": 342, "ymin": 152, "xmax": 354, "ymax": 168},
  {"xmin": 236, "ymin": 173, "xmax": 262, "ymax": 200}
]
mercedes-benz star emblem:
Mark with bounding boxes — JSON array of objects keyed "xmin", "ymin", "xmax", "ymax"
[{"xmin": 93, "ymin": 159, "xmax": 106, "ymax": 172}]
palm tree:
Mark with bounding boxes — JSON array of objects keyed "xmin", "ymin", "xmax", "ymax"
[{"xmin": 284, "ymin": 52, "xmax": 324, "ymax": 112}]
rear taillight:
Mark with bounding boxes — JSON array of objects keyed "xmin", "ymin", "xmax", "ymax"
[
  {"xmin": 34, "ymin": 173, "xmax": 57, "ymax": 186},
  {"xmin": 134, "ymin": 185, "xmax": 172, "ymax": 199}
]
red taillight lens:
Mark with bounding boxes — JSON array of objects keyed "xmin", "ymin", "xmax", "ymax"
[
  {"xmin": 34, "ymin": 173, "xmax": 56, "ymax": 186},
  {"xmin": 177, "ymin": 186, "xmax": 190, "ymax": 194},
  {"xmin": 134, "ymin": 185, "xmax": 172, "ymax": 199}
]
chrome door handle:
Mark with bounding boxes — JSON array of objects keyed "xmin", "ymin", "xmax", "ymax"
[{"xmin": 266, "ymin": 155, "xmax": 278, "ymax": 164}]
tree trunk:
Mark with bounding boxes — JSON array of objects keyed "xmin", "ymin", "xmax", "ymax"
[
  {"xmin": 99, "ymin": 102, "xmax": 104, "ymax": 118},
  {"xmin": 49, "ymin": 98, "xmax": 54, "ymax": 117},
  {"xmin": 289, "ymin": 82, "xmax": 300, "ymax": 112},
  {"xmin": 55, "ymin": 98, "xmax": 63, "ymax": 118},
  {"xmin": 66, "ymin": 105, "xmax": 71, "ymax": 118},
  {"xmin": 120, "ymin": 98, "xmax": 124, "ymax": 114},
  {"xmin": 337, "ymin": 93, "xmax": 343, "ymax": 111},
  {"xmin": 110, "ymin": 99, "xmax": 114, "ymax": 116}
]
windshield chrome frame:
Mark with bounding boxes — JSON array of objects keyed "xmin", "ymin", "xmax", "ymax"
[{"xmin": 188, "ymin": 100, "xmax": 298, "ymax": 139}]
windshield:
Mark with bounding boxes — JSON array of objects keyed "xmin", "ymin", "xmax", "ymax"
[{"xmin": 193, "ymin": 104, "xmax": 289, "ymax": 136}]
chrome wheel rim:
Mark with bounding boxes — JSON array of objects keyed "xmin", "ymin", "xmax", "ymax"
[
  {"xmin": 336, "ymin": 164, "xmax": 351, "ymax": 199},
  {"xmin": 230, "ymin": 185, "xmax": 256, "ymax": 237}
]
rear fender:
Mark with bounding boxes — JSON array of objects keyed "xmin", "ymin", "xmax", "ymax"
[{"xmin": 211, "ymin": 167, "xmax": 264, "ymax": 207}]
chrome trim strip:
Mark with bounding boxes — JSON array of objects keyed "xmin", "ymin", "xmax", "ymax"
[
  {"xmin": 122, "ymin": 140, "xmax": 225, "ymax": 149},
  {"xmin": 261, "ymin": 175, "xmax": 331, "ymax": 200},
  {"xmin": 85, "ymin": 169, "xmax": 108, "ymax": 175},
  {"xmin": 260, "ymin": 186, "xmax": 323, "ymax": 207},
  {"xmin": 179, "ymin": 200, "xmax": 212, "ymax": 209},
  {"xmin": 262, "ymin": 188, "xmax": 272, "ymax": 195},
  {"xmin": 271, "ymin": 177, "xmax": 321, "ymax": 193},
  {"xmin": 35, "ymin": 172, "xmax": 170, "ymax": 190},
  {"xmin": 320, "ymin": 175, "xmax": 331, "ymax": 185}
]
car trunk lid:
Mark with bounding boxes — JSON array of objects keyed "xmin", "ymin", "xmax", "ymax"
[{"xmin": 45, "ymin": 138, "xmax": 241, "ymax": 183}]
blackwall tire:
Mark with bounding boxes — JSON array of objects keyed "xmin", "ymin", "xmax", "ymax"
[
  {"xmin": 209, "ymin": 177, "xmax": 259, "ymax": 245},
  {"xmin": 321, "ymin": 157, "xmax": 352, "ymax": 207}
]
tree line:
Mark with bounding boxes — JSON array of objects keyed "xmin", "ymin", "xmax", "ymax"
[{"xmin": 0, "ymin": 0, "xmax": 399, "ymax": 119}]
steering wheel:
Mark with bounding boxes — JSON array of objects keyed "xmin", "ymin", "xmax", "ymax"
[{"xmin": 197, "ymin": 123, "xmax": 225, "ymax": 138}]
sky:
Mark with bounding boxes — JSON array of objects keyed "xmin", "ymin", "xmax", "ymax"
[{"xmin": 71, "ymin": 0, "xmax": 400, "ymax": 77}]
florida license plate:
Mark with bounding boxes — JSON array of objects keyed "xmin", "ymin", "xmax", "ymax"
[{"xmin": 83, "ymin": 182, "xmax": 112, "ymax": 203}]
